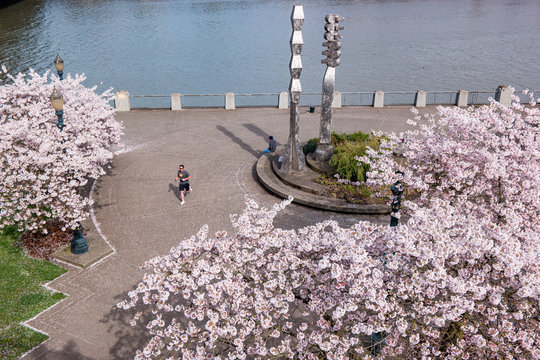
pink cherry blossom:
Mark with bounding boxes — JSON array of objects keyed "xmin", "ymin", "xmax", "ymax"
[
  {"xmin": 118, "ymin": 94, "xmax": 539, "ymax": 359},
  {"xmin": 0, "ymin": 69, "xmax": 123, "ymax": 232}
]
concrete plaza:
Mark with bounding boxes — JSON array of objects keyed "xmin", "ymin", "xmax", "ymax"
[{"xmin": 23, "ymin": 106, "xmax": 436, "ymax": 359}]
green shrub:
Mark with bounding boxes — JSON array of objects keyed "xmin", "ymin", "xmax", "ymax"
[
  {"xmin": 331, "ymin": 131, "xmax": 370, "ymax": 145},
  {"xmin": 303, "ymin": 138, "xmax": 319, "ymax": 155},
  {"xmin": 329, "ymin": 135, "xmax": 382, "ymax": 182}
]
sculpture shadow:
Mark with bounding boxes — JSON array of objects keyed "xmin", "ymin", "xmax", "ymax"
[
  {"xmin": 241, "ymin": 123, "xmax": 282, "ymax": 147},
  {"xmin": 168, "ymin": 183, "xmax": 181, "ymax": 201},
  {"xmin": 216, "ymin": 125, "xmax": 260, "ymax": 158}
]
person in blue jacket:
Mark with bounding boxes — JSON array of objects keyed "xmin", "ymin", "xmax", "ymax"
[{"xmin": 262, "ymin": 135, "xmax": 277, "ymax": 154}]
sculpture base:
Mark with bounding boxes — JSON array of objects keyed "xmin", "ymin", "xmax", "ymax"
[{"xmin": 314, "ymin": 144, "xmax": 334, "ymax": 163}]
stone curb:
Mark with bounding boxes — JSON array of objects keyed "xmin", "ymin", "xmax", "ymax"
[
  {"xmin": 306, "ymin": 153, "xmax": 334, "ymax": 175},
  {"xmin": 52, "ymin": 180, "xmax": 115, "ymax": 269},
  {"xmin": 256, "ymin": 153, "xmax": 390, "ymax": 214}
]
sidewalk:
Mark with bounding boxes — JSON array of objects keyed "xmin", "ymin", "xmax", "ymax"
[{"xmin": 23, "ymin": 106, "xmax": 435, "ymax": 359}]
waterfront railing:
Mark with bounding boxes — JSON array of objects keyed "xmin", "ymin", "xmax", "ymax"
[{"xmin": 114, "ymin": 86, "xmax": 538, "ymax": 111}]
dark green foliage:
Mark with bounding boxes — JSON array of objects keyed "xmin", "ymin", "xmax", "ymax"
[
  {"xmin": 303, "ymin": 138, "xmax": 319, "ymax": 155},
  {"xmin": 329, "ymin": 132, "xmax": 382, "ymax": 182},
  {"xmin": 303, "ymin": 131, "xmax": 382, "ymax": 182},
  {"xmin": 331, "ymin": 131, "xmax": 370, "ymax": 145}
]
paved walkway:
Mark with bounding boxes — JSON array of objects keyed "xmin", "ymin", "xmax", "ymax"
[{"xmin": 23, "ymin": 106, "xmax": 436, "ymax": 359}]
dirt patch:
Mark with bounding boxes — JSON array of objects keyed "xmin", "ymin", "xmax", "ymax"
[
  {"xmin": 16, "ymin": 220, "xmax": 77, "ymax": 260},
  {"xmin": 315, "ymin": 175, "xmax": 419, "ymax": 205},
  {"xmin": 318, "ymin": 183, "xmax": 391, "ymax": 205}
]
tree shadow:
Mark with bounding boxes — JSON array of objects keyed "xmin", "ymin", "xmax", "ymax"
[
  {"xmin": 100, "ymin": 292, "xmax": 153, "ymax": 359},
  {"xmin": 216, "ymin": 125, "xmax": 260, "ymax": 158},
  {"xmin": 24, "ymin": 339, "xmax": 96, "ymax": 360},
  {"xmin": 168, "ymin": 183, "xmax": 181, "ymax": 201},
  {"xmin": 101, "ymin": 288, "xmax": 199, "ymax": 359}
]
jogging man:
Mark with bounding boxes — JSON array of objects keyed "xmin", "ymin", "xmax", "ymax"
[{"xmin": 174, "ymin": 164, "xmax": 191, "ymax": 205}]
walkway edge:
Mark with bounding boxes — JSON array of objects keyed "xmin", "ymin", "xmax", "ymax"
[{"xmin": 52, "ymin": 179, "xmax": 115, "ymax": 269}]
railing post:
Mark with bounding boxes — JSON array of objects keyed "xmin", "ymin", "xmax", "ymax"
[
  {"xmin": 495, "ymin": 85, "xmax": 512, "ymax": 106},
  {"xmin": 225, "ymin": 92, "xmax": 235, "ymax": 110},
  {"xmin": 115, "ymin": 90, "xmax": 130, "ymax": 111},
  {"xmin": 374, "ymin": 91, "xmax": 384, "ymax": 108},
  {"xmin": 457, "ymin": 90, "xmax": 469, "ymax": 107},
  {"xmin": 278, "ymin": 91, "xmax": 289, "ymax": 109},
  {"xmin": 171, "ymin": 93, "xmax": 182, "ymax": 110},
  {"xmin": 415, "ymin": 90, "xmax": 426, "ymax": 107},
  {"xmin": 331, "ymin": 91, "xmax": 342, "ymax": 108}
]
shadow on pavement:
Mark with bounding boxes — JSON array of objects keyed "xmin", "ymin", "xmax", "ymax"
[
  {"xmin": 25, "ymin": 340, "xmax": 96, "ymax": 360},
  {"xmin": 273, "ymin": 203, "xmax": 392, "ymax": 230},
  {"xmin": 242, "ymin": 123, "xmax": 282, "ymax": 146},
  {"xmin": 100, "ymin": 293, "xmax": 152, "ymax": 359},
  {"xmin": 216, "ymin": 125, "xmax": 260, "ymax": 158},
  {"xmin": 168, "ymin": 183, "xmax": 181, "ymax": 201},
  {"xmin": 242, "ymin": 122, "xmax": 269, "ymax": 140},
  {"xmin": 102, "ymin": 290, "xmax": 199, "ymax": 359}
]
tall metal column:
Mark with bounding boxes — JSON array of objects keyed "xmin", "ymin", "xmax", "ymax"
[
  {"xmin": 281, "ymin": 4, "xmax": 306, "ymax": 173},
  {"xmin": 314, "ymin": 14, "xmax": 344, "ymax": 163}
]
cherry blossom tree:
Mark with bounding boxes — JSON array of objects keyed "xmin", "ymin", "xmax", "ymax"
[
  {"xmin": 118, "ymin": 197, "xmax": 539, "ymax": 359},
  {"xmin": 0, "ymin": 67, "xmax": 123, "ymax": 233},
  {"xmin": 118, "ymin": 93, "xmax": 539, "ymax": 359},
  {"xmin": 359, "ymin": 89, "xmax": 539, "ymax": 228}
]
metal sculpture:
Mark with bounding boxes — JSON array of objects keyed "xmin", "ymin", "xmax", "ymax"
[
  {"xmin": 281, "ymin": 4, "xmax": 306, "ymax": 173},
  {"xmin": 314, "ymin": 14, "xmax": 344, "ymax": 163}
]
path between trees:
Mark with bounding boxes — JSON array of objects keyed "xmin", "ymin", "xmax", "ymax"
[{"xmin": 22, "ymin": 106, "xmax": 435, "ymax": 359}]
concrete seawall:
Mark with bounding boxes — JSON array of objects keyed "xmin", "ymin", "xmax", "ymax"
[{"xmin": 114, "ymin": 85, "xmax": 529, "ymax": 111}]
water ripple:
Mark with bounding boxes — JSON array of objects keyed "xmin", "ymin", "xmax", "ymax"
[{"xmin": 1, "ymin": 0, "xmax": 539, "ymax": 93}]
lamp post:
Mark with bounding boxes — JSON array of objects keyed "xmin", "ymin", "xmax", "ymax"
[
  {"xmin": 49, "ymin": 88, "xmax": 89, "ymax": 254},
  {"xmin": 49, "ymin": 87, "xmax": 64, "ymax": 130},
  {"xmin": 390, "ymin": 176, "xmax": 404, "ymax": 227},
  {"xmin": 390, "ymin": 139, "xmax": 407, "ymax": 227},
  {"xmin": 53, "ymin": 54, "xmax": 64, "ymax": 80}
]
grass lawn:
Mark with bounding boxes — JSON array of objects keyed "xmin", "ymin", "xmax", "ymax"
[{"xmin": 0, "ymin": 226, "xmax": 67, "ymax": 360}]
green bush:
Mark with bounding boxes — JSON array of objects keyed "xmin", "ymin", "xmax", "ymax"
[
  {"xmin": 331, "ymin": 131, "xmax": 370, "ymax": 145},
  {"xmin": 303, "ymin": 138, "xmax": 319, "ymax": 155},
  {"xmin": 328, "ymin": 135, "xmax": 382, "ymax": 182},
  {"xmin": 303, "ymin": 131, "xmax": 382, "ymax": 183}
]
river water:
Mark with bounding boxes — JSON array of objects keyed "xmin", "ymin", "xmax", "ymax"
[{"xmin": 1, "ymin": 0, "xmax": 539, "ymax": 96}]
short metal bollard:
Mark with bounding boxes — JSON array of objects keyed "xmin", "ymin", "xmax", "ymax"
[{"xmin": 71, "ymin": 224, "xmax": 89, "ymax": 254}]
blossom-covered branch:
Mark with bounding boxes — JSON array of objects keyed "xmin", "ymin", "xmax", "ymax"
[
  {"xmin": 119, "ymin": 194, "xmax": 539, "ymax": 359},
  {"xmin": 0, "ymin": 68, "xmax": 123, "ymax": 232}
]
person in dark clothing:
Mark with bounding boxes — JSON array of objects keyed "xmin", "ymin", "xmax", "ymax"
[
  {"xmin": 262, "ymin": 135, "xmax": 277, "ymax": 154},
  {"xmin": 174, "ymin": 164, "xmax": 191, "ymax": 205}
]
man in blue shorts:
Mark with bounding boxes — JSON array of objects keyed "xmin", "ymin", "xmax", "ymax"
[{"xmin": 174, "ymin": 164, "xmax": 191, "ymax": 205}]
